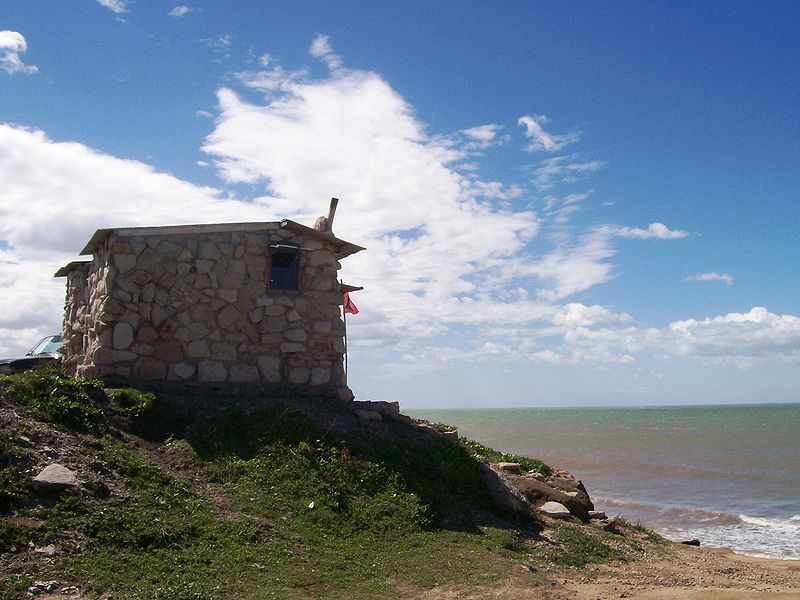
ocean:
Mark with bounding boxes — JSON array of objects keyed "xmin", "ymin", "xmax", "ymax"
[{"xmin": 409, "ymin": 403, "xmax": 800, "ymax": 560}]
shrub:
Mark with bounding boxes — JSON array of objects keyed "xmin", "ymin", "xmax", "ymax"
[
  {"xmin": 0, "ymin": 368, "xmax": 105, "ymax": 432},
  {"xmin": 111, "ymin": 388, "xmax": 156, "ymax": 419}
]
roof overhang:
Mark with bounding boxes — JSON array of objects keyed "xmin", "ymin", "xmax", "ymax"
[
  {"xmin": 280, "ymin": 220, "xmax": 365, "ymax": 259},
  {"xmin": 78, "ymin": 220, "xmax": 366, "ymax": 260},
  {"xmin": 54, "ymin": 261, "xmax": 92, "ymax": 278}
]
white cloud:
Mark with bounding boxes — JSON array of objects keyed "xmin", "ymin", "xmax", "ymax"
[
  {"xmin": 685, "ymin": 272, "xmax": 734, "ymax": 285},
  {"xmin": 665, "ymin": 307, "xmax": 800, "ymax": 367},
  {"xmin": 168, "ymin": 6, "xmax": 192, "ymax": 18},
  {"xmin": 532, "ymin": 155, "xmax": 605, "ymax": 191},
  {"xmin": 0, "ymin": 123, "xmax": 275, "ymax": 354},
  {"xmin": 0, "ymin": 31, "xmax": 38, "ymax": 75},
  {"xmin": 199, "ymin": 35, "xmax": 232, "ymax": 58},
  {"xmin": 3, "ymin": 36, "xmax": 796, "ymax": 377},
  {"xmin": 95, "ymin": 0, "xmax": 127, "ymax": 14},
  {"xmin": 518, "ymin": 114, "xmax": 579, "ymax": 152},
  {"xmin": 462, "ymin": 124, "xmax": 501, "ymax": 142},
  {"xmin": 309, "ymin": 35, "xmax": 342, "ymax": 72},
  {"xmin": 597, "ymin": 222, "xmax": 688, "ymax": 240}
]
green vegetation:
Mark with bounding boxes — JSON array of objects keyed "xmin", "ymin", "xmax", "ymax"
[
  {"xmin": 460, "ymin": 438, "xmax": 552, "ymax": 477},
  {"xmin": 536, "ymin": 527, "xmax": 621, "ymax": 568},
  {"xmin": 110, "ymin": 388, "xmax": 156, "ymax": 419},
  {"xmin": 0, "ymin": 369, "xmax": 657, "ymax": 599},
  {"xmin": 0, "ymin": 367, "xmax": 105, "ymax": 432}
]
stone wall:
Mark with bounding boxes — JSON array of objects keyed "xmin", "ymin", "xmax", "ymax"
[
  {"xmin": 61, "ymin": 224, "xmax": 349, "ymax": 397},
  {"xmin": 60, "ymin": 263, "xmax": 92, "ymax": 374}
]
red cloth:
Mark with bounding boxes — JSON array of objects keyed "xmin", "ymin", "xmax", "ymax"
[{"xmin": 343, "ymin": 291, "xmax": 359, "ymax": 315}]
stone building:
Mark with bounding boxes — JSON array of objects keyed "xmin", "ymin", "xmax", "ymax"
[{"xmin": 54, "ymin": 216, "xmax": 364, "ymax": 399}]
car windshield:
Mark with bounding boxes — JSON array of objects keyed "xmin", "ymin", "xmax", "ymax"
[{"xmin": 28, "ymin": 335, "xmax": 62, "ymax": 357}]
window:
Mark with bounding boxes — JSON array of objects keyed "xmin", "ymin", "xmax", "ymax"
[{"xmin": 269, "ymin": 247, "xmax": 300, "ymax": 291}]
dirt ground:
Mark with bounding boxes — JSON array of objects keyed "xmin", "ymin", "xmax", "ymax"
[{"xmin": 417, "ymin": 543, "xmax": 800, "ymax": 600}]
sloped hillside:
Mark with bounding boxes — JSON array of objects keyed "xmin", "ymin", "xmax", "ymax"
[{"xmin": 1, "ymin": 369, "xmax": 674, "ymax": 599}]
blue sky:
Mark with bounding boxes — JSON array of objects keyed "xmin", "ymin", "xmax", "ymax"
[{"xmin": 1, "ymin": 1, "xmax": 799, "ymax": 408}]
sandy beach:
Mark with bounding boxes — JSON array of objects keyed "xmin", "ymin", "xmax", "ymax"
[{"xmin": 417, "ymin": 536, "xmax": 800, "ymax": 599}]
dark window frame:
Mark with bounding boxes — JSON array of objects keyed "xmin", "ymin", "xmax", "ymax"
[{"xmin": 267, "ymin": 244, "xmax": 304, "ymax": 293}]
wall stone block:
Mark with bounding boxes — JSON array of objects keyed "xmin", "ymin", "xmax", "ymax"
[
  {"xmin": 112, "ymin": 322, "xmax": 134, "ymax": 350},
  {"xmin": 229, "ymin": 364, "xmax": 259, "ymax": 382},
  {"xmin": 198, "ymin": 360, "xmax": 227, "ymax": 382}
]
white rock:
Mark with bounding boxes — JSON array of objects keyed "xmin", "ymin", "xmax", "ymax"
[
  {"xmin": 31, "ymin": 464, "xmax": 79, "ymax": 492},
  {"xmin": 539, "ymin": 501, "xmax": 571, "ymax": 519}
]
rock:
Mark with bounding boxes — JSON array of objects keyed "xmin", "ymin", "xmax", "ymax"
[
  {"xmin": 229, "ymin": 365, "xmax": 259, "ymax": 382},
  {"xmin": 31, "ymin": 464, "xmax": 79, "ymax": 492},
  {"xmin": 186, "ymin": 340, "xmax": 211, "ymax": 358},
  {"xmin": 509, "ymin": 476, "xmax": 593, "ymax": 521},
  {"xmin": 28, "ymin": 581, "xmax": 59, "ymax": 594},
  {"xmin": 218, "ymin": 288, "xmax": 238, "ymax": 304},
  {"xmin": 198, "ymin": 360, "xmax": 228, "ymax": 382},
  {"xmin": 113, "ymin": 253, "xmax": 136, "ymax": 273},
  {"xmin": 217, "ymin": 305, "xmax": 241, "ymax": 329},
  {"xmin": 477, "ymin": 463, "xmax": 530, "ymax": 518},
  {"xmin": 7, "ymin": 517, "xmax": 44, "ymax": 529},
  {"xmin": 33, "ymin": 544, "xmax": 56, "ymax": 556},
  {"xmin": 168, "ymin": 363, "xmax": 195, "ymax": 381},
  {"xmin": 284, "ymin": 328, "xmax": 307, "ymax": 342},
  {"xmin": 288, "ymin": 367, "xmax": 309, "ymax": 384},
  {"xmin": 112, "ymin": 322, "xmax": 134, "ymax": 349},
  {"xmin": 498, "ymin": 462, "xmax": 522, "ymax": 474},
  {"xmin": 589, "ymin": 510, "xmax": 607, "ymax": 520},
  {"xmin": 681, "ymin": 539, "xmax": 701, "ymax": 546},
  {"xmin": 442, "ymin": 430, "xmax": 459, "ymax": 442},
  {"xmin": 257, "ymin": 356, "xmax": 281, "ymax": 382},
  {"xmin": 132, "ymin": 357, "xmax": 167, "ymax": 380},
  {"xmin": 539, "ymin": 501, "xmax": 571, "ymax": 519},
  {"xmin": 603, "ymin": 517, "xmax": 621, "ymax": 533},
  {"xmin": 310, "ymin": 367, "xmax": 331, "ymax": 385},
  {"xmin": 280, "ymin": 342, "xmax": 306, "ymax": 353},
  {"xmin": 354, "ymin": 409, "xmax": 382, "ymax": 422}
]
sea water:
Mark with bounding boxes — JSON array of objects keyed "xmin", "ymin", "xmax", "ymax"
[{"xmin": 409, "ymin": 403, "xmax": 800, "ymax": 560}]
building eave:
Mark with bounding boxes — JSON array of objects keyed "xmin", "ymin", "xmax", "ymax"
[
  {"xmin": 280, "ymin": 220, "xmax": 366, "ymax": 259},
  {"xmin": 54, "ymin": 261, "xmax": 92, "ymax": 278}
]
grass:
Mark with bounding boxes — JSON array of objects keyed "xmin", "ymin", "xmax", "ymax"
[
  {"xmin": 535, "ymin": 527, "xmax": 622, "ymax": 568},
  {"xmin": 0, "ymin": 369, "xmax": 642, "ymax": 599},
  {"xmin": 460, "ymin": 438, "xmax": 552, "ymax": 477}
]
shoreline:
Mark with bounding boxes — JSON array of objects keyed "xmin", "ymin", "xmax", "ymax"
[{"xmin": 564, "ymin": 542, "xmax": 800, "ymax": 600}]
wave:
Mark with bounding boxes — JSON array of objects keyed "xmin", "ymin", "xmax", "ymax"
[
  {"xmin": 593, "ymin": 497, "xmax": 742, "ymax": 525},
  {"xmin": 596, "ymin": 497, "xmax": 800, "ymax": 529},
  {"xmin": 739, "ymin": 514, "xmax": 800, "ymax": 530},
  {"xmin": 594, "ymin": 497, "xmax": 800, "ymax": 559}
]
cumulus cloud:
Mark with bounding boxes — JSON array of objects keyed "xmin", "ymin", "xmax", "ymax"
[
  {"xmin": 518, "ymin": 114, "xmax": 579, "ymax": 152},
  {"xmin": 3, "ymin": 35, "xmax": 795, "ymax": 376},
  {"xmin": 95, "ymin": 0, "xmax": 127, "ymax": 14},
  {"xmin": 168, "ymin": 6, "xmax": 192, "ymax": 17},
  {"xmin": 0, "ymin": 31, "xmax": 38, "ymax": 75},
  {"xmin": 664, "ymin": 307, "xmax": 800, "ymax": 367},
  {"xmin": 685, "ymin": 272, "xmax": 734, "ymax": 285},
  {"xmin": 0, "ymin": 124, "xmax": 274, "ymax": 354},
  {"xmin": 202, "ymin": 64, "xmax": 541, "ymax": 353}
]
